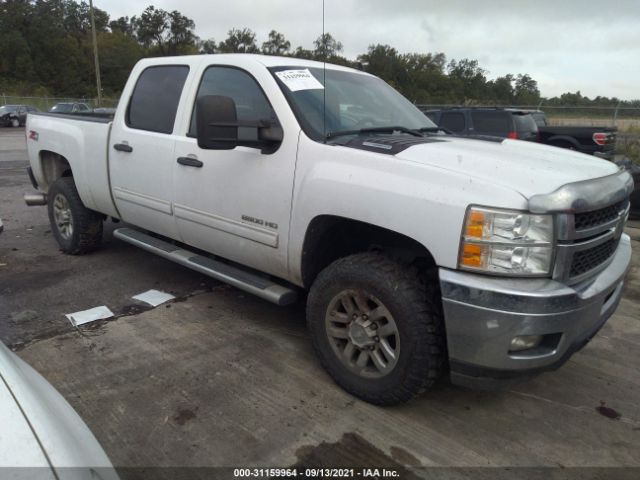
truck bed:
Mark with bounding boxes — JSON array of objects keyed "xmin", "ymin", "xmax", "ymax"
[{"xmin": 25, "ymin": 111, "xmax": 118, "ymax": 218}]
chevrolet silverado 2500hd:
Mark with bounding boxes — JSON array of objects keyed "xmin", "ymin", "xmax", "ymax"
[{"xmin": 23, "ymin": 55, "xmax": 633, "ymax": 405}]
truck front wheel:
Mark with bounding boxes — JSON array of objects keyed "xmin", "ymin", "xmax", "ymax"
[
  {"xmin": 307, "ymin": 253, "xmax": 446, "ymax": 405},
  {"xmin": 47, "ymin": 177, "xmax": 103, "ymax": 254}
]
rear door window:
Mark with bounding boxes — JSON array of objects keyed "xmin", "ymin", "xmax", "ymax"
[
  {"xmin": 440, "ymin": 112, "xmax": 466, "ymax": 133},
  {"xmin": 471, "ymin": 111, "xmax": 511, "ymax": 136},
  {"xmin": 127, "ymin": 65, "xmax": 190, "ymax": 134}
]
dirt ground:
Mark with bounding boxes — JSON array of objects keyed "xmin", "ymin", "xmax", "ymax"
[{"xmin": 1, "ymin": 127, "xmax": 640, "ymax": 479}]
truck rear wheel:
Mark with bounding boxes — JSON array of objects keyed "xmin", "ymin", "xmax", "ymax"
[
  {"xmin": 307, "ymin": 253, "xmax": 446, "ymax": 405},
  {"xmin": 47, "ymin": 177, "xmax": 103, "ymax": 254}
]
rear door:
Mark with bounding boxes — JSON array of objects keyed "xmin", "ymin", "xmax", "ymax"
[{"xmin": 109, "ymin": 64, "xmax": 191, "ymax": 238}]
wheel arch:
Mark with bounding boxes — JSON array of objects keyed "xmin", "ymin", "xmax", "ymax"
[
  {"xmin": 547, "ymin": 135, "xmax": 580, "ymax": 149},
  {"xmin": 300, "ymin": 215, "xmax": 438, "ymax": 289},
  {"xmin": 38, "ymin": 150, "xmax": 73, "ymax": 191}
]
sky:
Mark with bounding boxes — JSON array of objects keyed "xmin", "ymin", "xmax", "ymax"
[{"xmin": 103, "ymin": 0, "xmax": 640, "ymax": 100}]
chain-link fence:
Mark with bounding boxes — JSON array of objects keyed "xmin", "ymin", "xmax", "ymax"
[{"xmin": 0, "ymin": 94, "xmax": 119, "ymax": 112}]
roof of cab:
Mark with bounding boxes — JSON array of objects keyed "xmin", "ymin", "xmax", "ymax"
[{"xmin": 135, "ymin": 53, "xmax": 365, "ymax": 74}]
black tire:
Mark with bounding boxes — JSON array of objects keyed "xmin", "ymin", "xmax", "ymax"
[
  {"xmin": 47, "ymin": 176, "xmax": 103, "ymax": 254},
  {"xmin": 11, "ymin": 118, "xmax": 19, "ymax": 128},
  {"xmin": 307, "ymin": 252, "xmax": 446, "ymax": 405}
]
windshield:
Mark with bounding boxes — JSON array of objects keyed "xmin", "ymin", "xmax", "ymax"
[
  {"xmin": 269, "ymin": 66, "xmax": 436, "ymax": 141},
  {"xmin": 51, "ymin": 103, "xmax": 74, "ymax": 113},
  {"xmin": 0, "ymin": 105, "xmax": 18, "ymax": 114}
]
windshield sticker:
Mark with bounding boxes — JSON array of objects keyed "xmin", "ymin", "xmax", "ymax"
[{"xmin": 275, "ymin": 69, "xmax": 325, "ymax": 92}]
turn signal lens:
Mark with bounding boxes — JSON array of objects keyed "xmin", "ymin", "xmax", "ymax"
[
  {"xmin": 465, "ymin": 210, "xmax": 485, "ymax": 238},
  {"xmin": 461, "ymin": 243, "xmax": 483, "ymax": 267}
]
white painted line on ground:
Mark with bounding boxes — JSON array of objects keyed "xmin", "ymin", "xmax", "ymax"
[
  {"xmin": 65, "ymin": 306, "xmax": 114, "ymax": 327},
  {"xmin": 132, "ymin": 289, "xmax": 175, "ymax": 307}
]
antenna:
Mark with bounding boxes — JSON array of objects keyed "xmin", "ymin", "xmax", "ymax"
[{"xmin": 322, "ymin": 0, "xmax": 326, "ymax": 140}]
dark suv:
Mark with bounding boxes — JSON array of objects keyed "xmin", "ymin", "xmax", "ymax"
[{"xmin": 423, "ymin": 108, "xmax": 539, "ymax": 141}]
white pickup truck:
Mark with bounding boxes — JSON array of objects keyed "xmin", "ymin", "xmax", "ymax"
[{"xmin": 24, "ymin": 54, "xmax": 633, "ymax": 405}]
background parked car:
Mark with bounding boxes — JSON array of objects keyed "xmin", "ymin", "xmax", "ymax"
[
  {"xmin": 49, "ymin": 102, "xmax": 92, "ymax": 114},
  {"xmin": 424, "ymin": 107, "xmax": 539, "ymax": 141},
  {"xmin": 92, "ymin": 107, "xmax": 117, "ymax": 115},
  {"xmin": 0, "ymin": 104, "xmax": 38, "ymax": 127},
  {"xmin": 0, "ymin": 341, "xmax": 119, "ymax": 479},
  {"xmin": 528, "ymin": 110, "xmax": 617, "ymax": 159}
]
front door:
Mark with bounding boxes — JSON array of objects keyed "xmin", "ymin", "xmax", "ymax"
[
  {"xmin": 109, "ymin": 64, "xmax": 190, "ymax": 238},
  {"xmin": 172, "ymin": 65, "xmax": 298, "ymax": 279}
]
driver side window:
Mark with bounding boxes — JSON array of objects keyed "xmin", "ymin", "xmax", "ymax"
[{"xmin": 189, "ymin": 67, "xmax": 277, "ymax": 137}]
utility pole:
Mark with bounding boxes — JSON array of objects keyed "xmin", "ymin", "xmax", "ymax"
[{"xmin": 89, "ymin": 0, "xmax": 102, "ymax": 107}]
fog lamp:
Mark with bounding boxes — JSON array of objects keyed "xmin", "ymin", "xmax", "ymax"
[{"xmin": 509, "ymin": 334, "xmax": 544, "ymax": 352}]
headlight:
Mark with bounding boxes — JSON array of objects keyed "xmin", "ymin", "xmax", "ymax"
[{"xmin": 459, "ymin": 206, "xmax": 554, "ymax": 276}]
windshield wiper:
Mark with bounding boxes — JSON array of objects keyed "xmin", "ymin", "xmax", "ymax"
[
  {"xmin": 418, "ymin": 126, "xmax": 452, "ymax": 135},
  {"xmin": 325, "ymin": 126, "xmax": 423, "ymax": 140}
]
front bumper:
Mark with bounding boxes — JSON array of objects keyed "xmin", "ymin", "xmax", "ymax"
[{"xmin": 440, "ymin": 234, "xmax": 632, "ymax": 389}]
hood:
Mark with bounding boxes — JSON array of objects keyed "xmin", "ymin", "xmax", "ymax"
[{"xmin": 393, "ymin": 136, "xmax": 619, "ymax": 199}]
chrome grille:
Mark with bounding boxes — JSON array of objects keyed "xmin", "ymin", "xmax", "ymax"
[
  {"xmin": 574, "ymin": 200, "xmax": 628, "ymax": 231},
  {"xmin": 569, "ymin": 238, "xmax": 619, "ymax": 277},
  {"xmin": 553, "ymin": 197, "xmax": 629, "ymax": 284}
]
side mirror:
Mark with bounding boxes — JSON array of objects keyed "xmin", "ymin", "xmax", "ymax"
[
  {"xmin": 196, "ymin": 95, "xmax": 283, "ymax": 153},
  {"xmin": 196, "ymin": 95, "xmax": 239, "ymax": 150}
]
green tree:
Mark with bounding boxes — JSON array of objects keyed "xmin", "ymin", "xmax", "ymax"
[
  {"xmin": 513, "ymin": 74, "xmax": 540, "ymax": 105},
  {"xmin": 261, "ymin": 30, "xmax": 290, "ymax": 56},
  {"xmin": 313, "ymin": 32, "xmax": 343, "ymax": 58},
  {"xmin": 131, "ymin": 6, "xmax": 198, "ymax": 55},
  {"xmin": 109, "ymin": 16, "xmax": 135, "ymax": 37},
  {"xmin": 199, "ymin": 39, "xmax": 218, "ymax": 54},
  {"xmin": 357, "ymin": 45, "xmax": 407, "ymax": 90},
  {"xmin": 218, "ymin": 28, "xmax": 259, "ymax": 53}
]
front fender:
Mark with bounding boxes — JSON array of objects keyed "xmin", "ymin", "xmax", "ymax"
[{"xmin": 287, "ymin": 134, "xmax": 528, "ymax": 285}]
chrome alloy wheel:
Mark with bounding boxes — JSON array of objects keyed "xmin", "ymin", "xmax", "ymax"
[
  {"xmin": 53, "ymin": 193, "xmax": 73, "ymax": 240},
  {"xmin": 325, "ymin": 289, "xmax": 400, "ymax": 378}
]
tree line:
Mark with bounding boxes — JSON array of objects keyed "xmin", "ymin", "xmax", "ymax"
[{"xmin": 1, "ymin": 1, "xmax": 637, "ymax": 107}]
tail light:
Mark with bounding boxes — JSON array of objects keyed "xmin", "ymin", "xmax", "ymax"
[
  {"xmin": 593, "ymin": 132, "xmax": 608, "ymax": 146},
  {"xmin": 507, "ymin": 131, "xmax": 518, "ymax": 139}
]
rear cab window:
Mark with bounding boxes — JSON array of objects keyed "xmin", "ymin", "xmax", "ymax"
[
  {"xmin": 471, "ymin": 111, "xmax": 511, "ymax": 136},
  {"xmin": 127, "ymin": 65, "xmax": 190, "ymax": 133}
]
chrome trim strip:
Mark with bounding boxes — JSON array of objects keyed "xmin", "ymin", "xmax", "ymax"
[
  {"xmin": 112, "ymin": 186, "xmax": 172, "ymax": 215},
  {"xmin": 528, "ymin": 170, "xmax": 634, "ymax": 214},
  {"xmin": 173, "ymin": 203, "xmax": 279, "ymax": 248},
  {"xmin": 553, "ymin": 226, "xmax": 623, "ymax": 284}
]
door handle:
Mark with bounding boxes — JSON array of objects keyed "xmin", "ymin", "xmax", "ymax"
[
  {"xmin": 113, "ymin": 143, "xmax": 133, "ymax": 153},
  {"xmin": 177, "ymin": 157, "xmax": 203, "ymax": 168}
]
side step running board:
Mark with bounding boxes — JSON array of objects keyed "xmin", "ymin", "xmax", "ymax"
[{"xmin": 113, "ymin": 228, "xmax": 297, "ymax": 306}]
